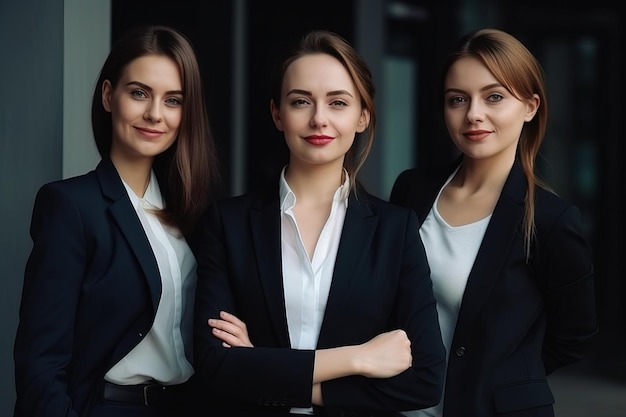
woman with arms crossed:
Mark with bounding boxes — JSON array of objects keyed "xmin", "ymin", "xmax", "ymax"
[
  {"xmin": 193, "ymin": 29, "xmax": 445, "ymax": 416},
  {"xmin": 14, "ymin": 25, "xmax": 219, "ymax": 417},
  {"xmin": 391, "ymin": 28, "xmax": 598, "ymax": 417}
]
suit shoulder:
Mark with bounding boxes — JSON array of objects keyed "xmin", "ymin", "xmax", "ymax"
[
  {"xmin": 36, "ymin": 171, "xmax": 99, "ymax": 200},
  {"xmin": 358, "ymin": 192, "xmax": 415, "ymax": 219},
  {"xmin": 392, "ymin": 168, "xmax": 420, "ymax": 191},
  {"xmin": 213, "ymin": 183, "xmax": 275, "ymax": 211},
  {"xmin": 532, "ymin": 187, "xmax": 586, "ymax": 242},
  {"xmin": 534, "ymin": 187, "xmax": 580, "ymax": 220}
]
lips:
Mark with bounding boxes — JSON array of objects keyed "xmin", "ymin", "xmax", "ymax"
[
  {"xmin": 463, "ymin": 131, "xmax": 491, "ymax": 141},
  {"xmin": 135, "ymin": 127, "xmax": 164, "ymax": 139},
  {"xmin": 304, "ymin": 135, "xmax": 334, "ymax": 146}
]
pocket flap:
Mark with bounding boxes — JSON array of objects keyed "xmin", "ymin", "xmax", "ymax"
[{"xmin": 494, "ymin": 380, "xmax": 554, "ymax": 413}]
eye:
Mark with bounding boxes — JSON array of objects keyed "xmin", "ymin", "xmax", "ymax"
[
  {"xmin": 487, "ymin": 93, "xmax": 504, "ymax": 102},
  {"xmin": 165, "ymin": 97, "xmax": 182, "ymax": 107},
  {"xmin": 447, "ymin": 96, "xmax": 467, "ymax": 106},
  {"xmin": 290, "ymin": 98, "xmax": 310, "ymax": 107},
  {"xmin": 131, "ymin": 89, "xmax": 148, "ymax": 99},
  {"xmin": 330, "ymin": 100, "xmax": 348, "ymax": 107}
]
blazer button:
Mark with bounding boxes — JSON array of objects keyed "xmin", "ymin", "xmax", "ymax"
[{"xmin": 455, "ymin": 346, "xmax": 466, "ymax": 357}]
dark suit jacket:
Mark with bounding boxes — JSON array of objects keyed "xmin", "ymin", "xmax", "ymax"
[
  {"xmin": 390, "ymin": 160, "xmax": 598, "ymax": 417},
  {"xmin": 192, "ymin": 181, "xmax": 446, "ymax": 416},
  {"xmin": 13, "ymin": 158, "xmax": 194, "ymax": 417}
]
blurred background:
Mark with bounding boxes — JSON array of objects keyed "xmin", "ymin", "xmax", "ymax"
[{"xmin": 1, "ymin": 1, "xmax": 624, "ymax": 416}]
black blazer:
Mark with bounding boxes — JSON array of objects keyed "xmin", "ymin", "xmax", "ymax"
[
  {"xmin": 390, "ymin": 160, "xmax": 598, "ymax": 417},
  {"xmin": 14, "ymin": 158, "xmax": 188, "ymax": 417},
  {"xmin": 193, "ymin": 181, "xmax": 446, "ymax": 416}
]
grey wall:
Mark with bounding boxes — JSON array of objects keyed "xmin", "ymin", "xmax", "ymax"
[{"xmin": 0, "ymin": 1, "xmax": 106, "ymax": 415}]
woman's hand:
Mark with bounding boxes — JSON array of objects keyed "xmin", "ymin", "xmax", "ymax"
[
  {"xmin": 356, "ymin": 329, "xmax": 412, "ymax": 378},
  {"xmin": 208, "ymin": 311, "xmax": 254, "ymax": 348},
  {"xmin": 313, "ymin": 329, "xmax": 412, "ymax": 384}
]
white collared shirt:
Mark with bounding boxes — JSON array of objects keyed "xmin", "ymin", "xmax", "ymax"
[
  {"xmin": 105, "ymin": 170, "xmax": 195, "ymax": 386},
  {"xmin": 279, "ymin": 166, "xmax": 349, "ymax": 414}
]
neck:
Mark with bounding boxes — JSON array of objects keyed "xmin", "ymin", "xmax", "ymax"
[
  {"xmin": 284, "ymin": 161, "xmax": 345, "ymax": 203},
  {"xmin": 455, "ymin": 152, "xmax": 515, "ymax": 194}
]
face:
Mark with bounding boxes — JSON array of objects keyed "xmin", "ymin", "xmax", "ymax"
[
  {"xmin": 443, "ymin": 56, "xmax": 539, "ymax": 162},
  {"xmin": 102, "ymin": 54, "xmax": 183, "ymax": 164},
  {"xmin": 270, "ymin": 53, "xmax": 369, "ymax": 170}
]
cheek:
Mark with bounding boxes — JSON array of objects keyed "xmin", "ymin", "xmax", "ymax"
[
  {"xmin": 166, "ymin": 109, "xmax": 183, "ymax": 131},
  {"xmin": 111, "ymin": 99, "xmax": 140, "ymax": 124},
  {"xmin": 498, "ymin": 109, "xmax": 527, "ymax": 133},
  {"xmin": 444, "ymin": 110, "xmax": 462, "ymax": 131},
  {"xmin": 280, "ymin": 112, "xmax": 306, "ymax": 134}
]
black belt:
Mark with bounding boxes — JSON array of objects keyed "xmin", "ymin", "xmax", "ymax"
[
  {"xmin": 103, "ymin": 380, "xmax": 191, "ymax": 407},
  {"xmin": 312, "ymin": 406, "xmax": 401, "ymax": 417}
]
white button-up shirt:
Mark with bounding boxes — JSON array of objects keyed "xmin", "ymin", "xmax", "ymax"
[
  {"xmin": 105, "ymin": 170, "xmax": 195, "ymax": 386},
  {"xmin": 279, "ymin": 167, "xmax": 349, "ymax": 414}
]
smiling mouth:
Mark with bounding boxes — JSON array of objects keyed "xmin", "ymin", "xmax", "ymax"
[
  {"xmin": 305, "ymin": 136, "xmax": 333, "ymax": 145},
  {"xmin": 464, "ymin": 131, "xmax": 490, "ymax": 141},
  {"xmin": 136, "ymin": 127, "xmax": 164, "ymax": 138}
]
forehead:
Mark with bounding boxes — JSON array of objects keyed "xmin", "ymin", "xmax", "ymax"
[
  {"xmin": 445, "ymin": 56, "xmax": 498, "ymax": 89},
  {"xmin": 120, "ymin": 54, "xmax": 182, "ymax": 89},
  {"xmin": 282, "ymin": 53, "xmax": 355, "ymax": 92}
]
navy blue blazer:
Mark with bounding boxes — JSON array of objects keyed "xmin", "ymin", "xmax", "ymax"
[
  {"xmin": 192, "ymin": 181, "xmax": 446, "ymax": 416},
  {"xmin": 14, "ymin": 158, "xmax": 185, "ymax": 417},
  {"xmin": 390, "ymin": 160, "xmax": 598, "ymax": 417}
]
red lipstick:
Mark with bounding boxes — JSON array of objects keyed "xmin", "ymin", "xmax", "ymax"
[
  {"xmin": 304, "ymin": 134, "xmax": 334, "ymax": 145},
  {"xmin": 463, "ymin": 130, "xmax": 491, "ymax": 141}
]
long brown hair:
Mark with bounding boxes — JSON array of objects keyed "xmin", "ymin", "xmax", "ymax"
[
  {"xmin": 442, "ymin": 28, "xmax": 550, "ymax": 258},
  {"xmin": 271, "ymin": 30, "xmax": 376, "ymax": 192},
  {"xmin": 91, "ymin": 25, "xmax": 219, "ymax": 235}
]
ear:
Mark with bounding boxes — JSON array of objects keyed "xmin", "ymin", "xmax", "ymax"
[
  {"xmin": 102, "ymin": 80, "xmax": 113, "ymax": 113},
  {"xmin": 356, "ymin": 109, "xmax": 370, "ymax": 133},
  {"xmin": 524, "ymin": 94, "xmax": 540, "ymax": 122},
  {"xmin": 270, "ymin": 99, "xmax": 284, "ymax": 131}
]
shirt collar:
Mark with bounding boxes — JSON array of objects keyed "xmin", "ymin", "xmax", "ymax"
[
  {"xmin": 121, "ymin": 170, "xmax": 163, "ymax": 210},
  {"xmin": 279, "ymin": 165, "xmax": 350, "ymax": 212}
]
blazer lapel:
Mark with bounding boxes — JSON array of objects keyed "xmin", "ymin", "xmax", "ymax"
[
  {"xmin": 318, "ymin": 193, "xmax": 378, "ymax": 345},
  {"xmin": 96, "ymin": 158, "xmax": 161, "ymax": 310},
  {"xmin": 250, "ymin": 185, "xmax": 291, "ymax": 346},
  {"xmin": 453, "ymin": 164, "xmax": 527, "ymax": 334}
]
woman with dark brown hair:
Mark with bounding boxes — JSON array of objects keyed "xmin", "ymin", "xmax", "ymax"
[{"xmin": 14, "ymin": 25, "xmax": 219, "ymax": 417}]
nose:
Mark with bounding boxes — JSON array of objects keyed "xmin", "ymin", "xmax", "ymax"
[
  {"xmin": 310, "ymin": 105, "xmax": 328, "ymax": 128},
  {"xmin": 144, "ymin": 101, "xmax": 162, "ymax": 122},
  {"xmin": 465, "ymin": 99, "xmax": 485, "ymax": 123}
]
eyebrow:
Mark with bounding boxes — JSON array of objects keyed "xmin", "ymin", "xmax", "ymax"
[
  {"xmin": 286, "ymin": 88, "xmax": 354, "ymax": 98},
  {"xmin": 444, "ymin": 83, "xmax": 502, "ymax": 95},
  {"xmin": 126, "ymin": 81, "xmax": 183, "ymax": 96}
]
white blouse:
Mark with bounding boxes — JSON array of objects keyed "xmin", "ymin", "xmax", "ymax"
[{"xmin": 105, "ymin": 170, "xmax": 195, "ymax": 386}]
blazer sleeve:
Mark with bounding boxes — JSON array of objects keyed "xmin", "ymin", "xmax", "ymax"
[
  {"xmin": 320, "ymin": 208, "xmax": 446, "ymax": 412},
  {"xmin": 534, "ymin": 201, "xmax": 598, "ymax": 374},
  {"xmin": 14, "ymin": 183, "xmax": 85, "ymax": 417},
  {"xmin": 193, "ymin": 202, "xmax": 316, "ymax": 409}
]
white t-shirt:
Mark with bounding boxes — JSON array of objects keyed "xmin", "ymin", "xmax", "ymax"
[{"xmin": 404, "ymin": 169, "xmax": 490, "ymax": 417}]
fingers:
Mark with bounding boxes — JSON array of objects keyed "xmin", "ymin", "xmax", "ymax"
[
  {"xmin": 209, "ymin": 317, "xmax": 244, "ymax": 338},
  {"xmin": 207, "ymin": 311, "xmax": 253, "ymax": 347},
  {"xmin": 219, "ymin": 310, "xmax": 246, "ymax": 328}
]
